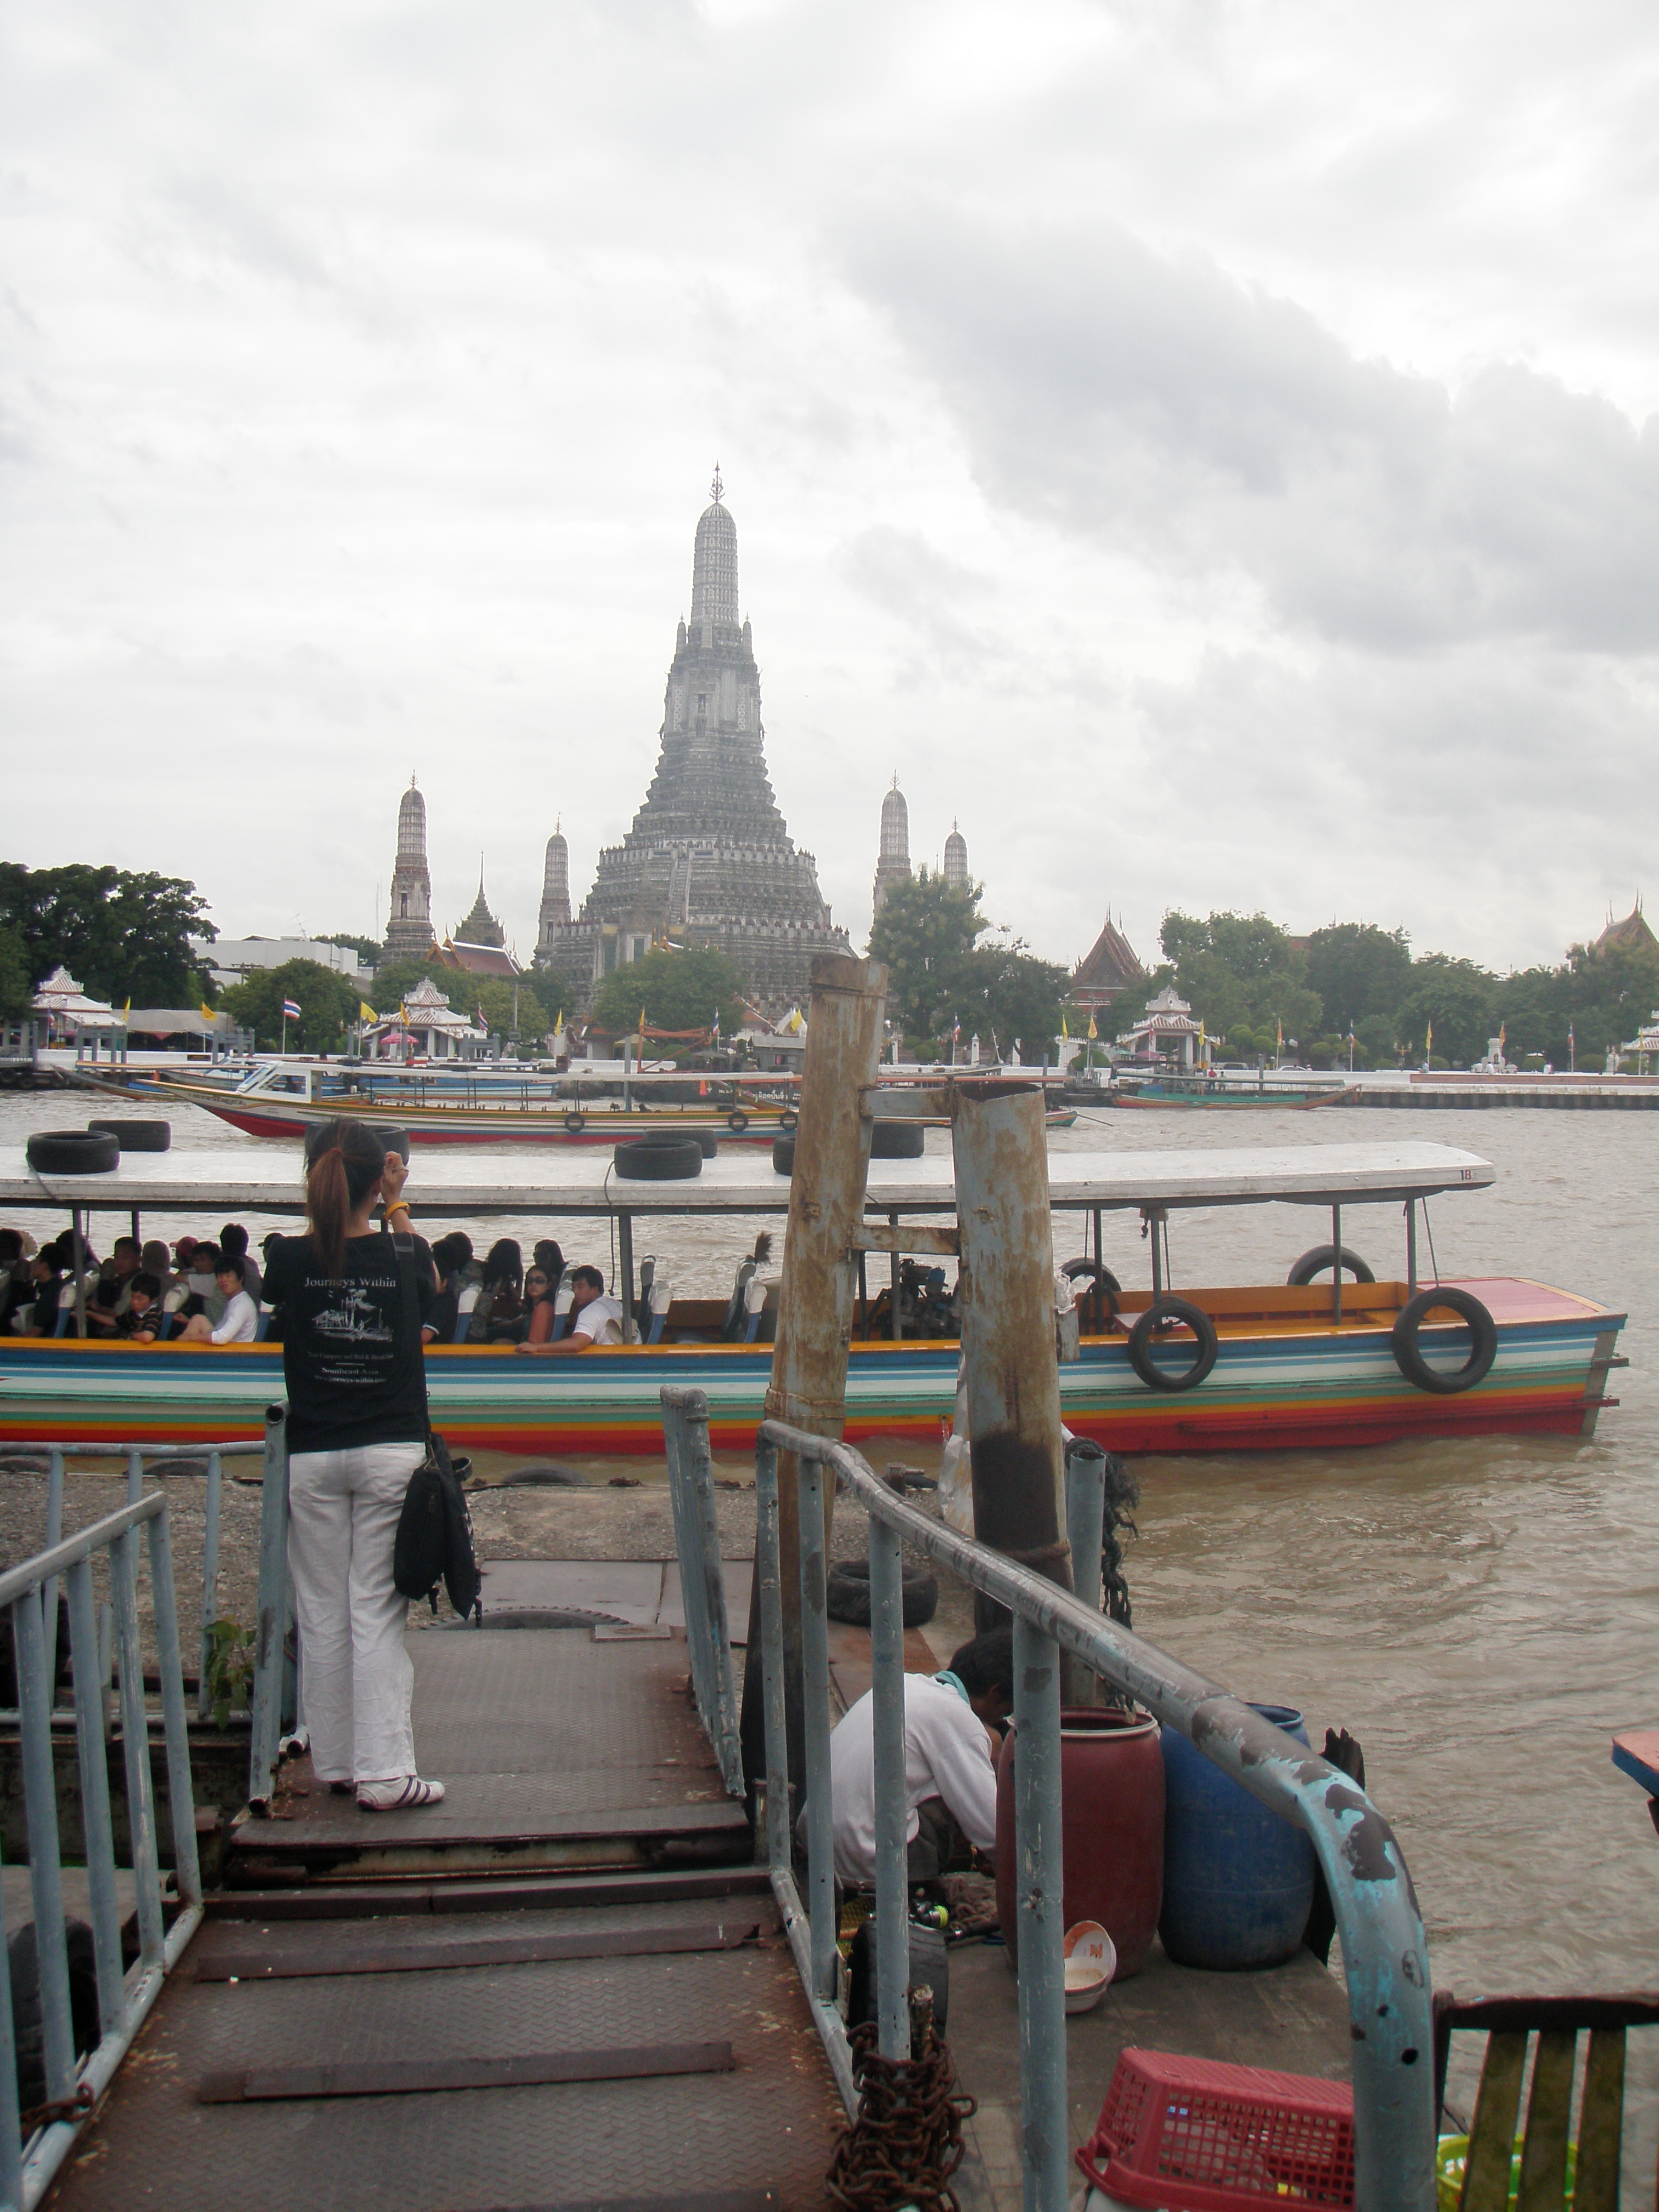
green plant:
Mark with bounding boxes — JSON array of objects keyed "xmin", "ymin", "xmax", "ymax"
[{"xmin": 204, "ymin": 1616, "xmax": 256, "ymax": 1728}]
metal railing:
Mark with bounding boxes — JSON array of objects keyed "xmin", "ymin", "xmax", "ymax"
[
  {"xmin": 0, "ymin": 1492, "xmax": 202, "ymax": 2212},
  {"xmin": 660, "ymin": 1384, "xmax": 1437, "ymax": 2212},
  {"xmin": 660, "ymin": 1399, "xmax": 744, "ymax": 1798},
  {"xmin": 3, "ymin": 1439, "xmax": 267, "ymax": 1728}
]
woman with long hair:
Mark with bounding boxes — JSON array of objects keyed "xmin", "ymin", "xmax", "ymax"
[
  {"xmin": 466, "ymin": 1237, "xmax": 527, "ymax": 1344},
  {"xmin": 261, "ymin": 1120, "xmax": 443, "ymax": 1812},
  {"xmin": 523, "ymin": 1261, "xmax": 559, "ymax": 1346}
]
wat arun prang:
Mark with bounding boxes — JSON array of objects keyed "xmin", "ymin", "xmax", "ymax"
[{"xmin": 535, "ymin": 475, "xmax": 850, "ymax": 1015}]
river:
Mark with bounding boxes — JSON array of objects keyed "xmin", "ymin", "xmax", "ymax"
[{"xmin": 3, "ymin": 1085, "xmax": 1655, "ymax": 2145}]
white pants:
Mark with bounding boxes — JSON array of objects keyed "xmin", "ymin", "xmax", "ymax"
[{"xmin": 286, "ymin": 1443, "xmax": 423, "ymax": 1786}]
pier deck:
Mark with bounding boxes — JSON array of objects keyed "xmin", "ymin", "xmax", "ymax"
[{"xmin": 46, "ymin": 1620, "xmax": 842, "ymax": 2212}]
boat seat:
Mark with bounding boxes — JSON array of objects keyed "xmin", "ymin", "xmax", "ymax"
[
  {"xmin": 645, "ymin": 1275, "xmax": 672, "ymax": 1346},
  {"xmin": 743, "ymin": 1276, "xmax": 780, "ymax": 1344},
  {"xmin": 53, "ymin": 1304, "xmax": 74, "ymax": 1338},
  {"xmin": 452, "ymin": 1284, "xmax": 480, "ymax": 1344},
  {"xmin": 722, "ymin": 1258, "xmax": 759, "ymax": 1341},
  {"xmin": 1434, "ymin": 1988, "xmax": 1659, "ymax": 2206},
  {"xmin": 255, "ymin": 1305, "xmax": 273, "ymax": 1342}
]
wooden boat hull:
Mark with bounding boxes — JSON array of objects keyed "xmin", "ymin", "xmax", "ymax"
[
  {"xmin": 0, "ymin": 1279, "xmax": 1620, "ymax": 1457},
  {"xmin": 1111, "ymin": 1086, "xmax": 1358, "ymax": 1110}
]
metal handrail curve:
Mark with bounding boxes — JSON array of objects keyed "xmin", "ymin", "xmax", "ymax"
[{"xmin": 746, "ymin": 1410, "xmax": 1436, "ymax": 2212}]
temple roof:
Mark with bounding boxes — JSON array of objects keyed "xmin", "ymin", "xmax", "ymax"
[
  {"xmin": 1071, "ymin": 914, "xmax": 1146, "ymax": 996},
  {"xmin": 1591, "ymin": 902, "xmax": 1658, "ymax": 959},
  {"xmin": 456, "ymin": 863, "xmax": 506, "ymax": 950}
]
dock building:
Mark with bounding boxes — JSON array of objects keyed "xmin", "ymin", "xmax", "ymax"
[{"xmin": 535, "ymin": 474, "xmax": 850, "ymax": 1013}]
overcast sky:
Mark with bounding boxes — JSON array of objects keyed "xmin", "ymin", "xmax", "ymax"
[{"xmin": 4, "ymin": 1, "xmax": 1655, "ymax": 978}]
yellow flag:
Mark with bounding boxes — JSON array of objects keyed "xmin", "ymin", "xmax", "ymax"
[
  {"xmin": 1426, "ymin": 1020, "xmax": 1433, "ymax": 1051},
  {"xmin": 122, "ymin": 997, "xmax": 131, "ymax": 1018},
  {"xmin": 1061, "ymin": 1012, "xmax": 1068, "ymax": 1038},
  {"xmin": 1087, "ymin": 1011, "xmax": 1098, "ymax": 1040},
  {"xmin": 198, "ymin": 1000, "xmax": 212, "ymax": 1021},
  {"xmin": 359, "ymin": 1000, "xmax": 377, "ymax": 1023}
]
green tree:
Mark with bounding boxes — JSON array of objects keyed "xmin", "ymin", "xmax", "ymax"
[
  {"xmin": 0, "ymin": 862, "xmax": 215, "ymax": 1005},
  {"xmin": 1304, "ymin": 923, "xmax": 1412, "ymax": 1033},
  {"xmin": 954, "ymin": 940, "xmax": 1070, "ymax": 1058},
  {"xmin": 0, "ymin": 924, "xmax": 32, "ymax": 1018},
  {"xmin": 869, "ymin": 871, "xmax": 986, "ymax": 1041},
  {"xmin": 220, "ymin": 959, "xmax": 363, "ymax": 1051},
  {"xmin": 1355, "ymin": 1013, "xmax": 1396, "ymax": 1062},
  {"xmin": 317, "ymin": 932, "xmax": 383, "ymax": 968},
  {"xmin": 1156, "ymin": 911, "xmax": 1322, "ymax": 1043},
  {"xmin": 1393, "ymin": 954, "xmax": 1497, "ymax": 1065},
  {"xmin": 589, "ymin": 945, "xmax": 746, "ymax": 1045}
]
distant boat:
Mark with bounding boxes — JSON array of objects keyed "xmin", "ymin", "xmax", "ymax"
[{"xmin": 1110, "ymin": 1074, "xmax": 1357, "ymax": 1110}]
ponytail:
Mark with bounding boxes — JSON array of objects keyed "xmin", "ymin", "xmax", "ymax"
[{"xmin": 303, "ymin": 1119, "xmax": 387, "ymax": 1279}]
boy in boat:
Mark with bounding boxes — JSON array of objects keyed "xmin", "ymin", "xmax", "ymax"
[
  {"xmin": 116, "ymin": 1273, "xmax": 166, "ymax": 1341},
  {"xmin": 178, "ymin": 1254, "xmax": 260, "ymax": 1343},
  {"xmin": 85, "ymin": 1236, "xmax": 143, "ymax": 1333},
  {"xmin": 515, "ymin": 1263, "xmax": 625, "ymax": 1355},
  {"xmin": 823, "ymin": 1628, "xmax": 1013, "ymax": 1887}
]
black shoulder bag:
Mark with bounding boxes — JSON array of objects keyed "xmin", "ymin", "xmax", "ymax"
[{"xmin": 388, "ymin": 1235, "xmax": 482, "ymax": 1622}]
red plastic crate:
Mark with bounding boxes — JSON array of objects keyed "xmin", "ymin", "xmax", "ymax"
[{"xmin": 1076, "ymin": 2048, "xmax": 1356, "ymax": 2210}]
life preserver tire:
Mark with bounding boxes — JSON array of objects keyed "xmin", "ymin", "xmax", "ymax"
[
  {"xmin": 87, "ymin": 1118, "xmax": 170, "ymax": 1152},
  {"xmin": 1390, "ymin": 1288, "xmax": 1496, "ymax": 1395},
  {"xmin": 825, "ymin": 1558, "xmax": 939, "ymax": 1629},
  {"xmin": 564, "ymin": 1113, "xmax": 585, "ymax": 1133},
  {"xmin": 1127, "ymin": 1296, "xmax": 1219, "ymax": 1393},
  {"xmin": 25, "ymin": 1130, "xmax": 119, "ymax": 1175},
  {"xmin": 727, "ymin": 1110, "xmax": 749, "ymax": 1131},
  {"xmin": 1287, "ymin": 1244, "xmax": 1375, "ymax": 1286},
  {"xmin": 614, "ymin": 1136, "xmax": 703, "ymax": 1181},
  {"xmin": 780, "ymin": 1110, "xmax": 798, "ymax": 1131}
]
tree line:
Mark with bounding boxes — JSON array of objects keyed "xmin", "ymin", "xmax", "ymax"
[{"xmin": 1133, "ymin": 913, "xmax": 1659, "ymax": 1068}]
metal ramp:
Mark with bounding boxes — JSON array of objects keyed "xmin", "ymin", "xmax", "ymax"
[{"xmin": 43, "ymin": 1617, "xmax": 842, "ymax": 2211}]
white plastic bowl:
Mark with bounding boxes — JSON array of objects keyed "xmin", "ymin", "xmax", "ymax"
[{"xmin": 1063, "ymin": 1920, "xmax": 1116, "ymax": 2014}]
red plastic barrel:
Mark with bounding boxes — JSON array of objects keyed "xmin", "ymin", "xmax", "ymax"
[{"xmin": 994, "ymin": 1708, "xmax": 1165, "ymax": 1980}]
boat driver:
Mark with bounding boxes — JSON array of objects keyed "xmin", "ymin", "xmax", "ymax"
[{"xmin": 515, "ymin": 1264, "xmax": 625, "ymax": 1355}]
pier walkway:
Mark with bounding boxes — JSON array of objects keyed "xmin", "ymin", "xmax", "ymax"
[{"xmin": 44, "ymin": 1621, "xmax": 844, "ymax": 2212}]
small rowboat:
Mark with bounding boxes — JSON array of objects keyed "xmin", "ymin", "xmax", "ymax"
[{"xmin": 0, "ymin": 1139, "xmax": 1624, "ymax": 1458}]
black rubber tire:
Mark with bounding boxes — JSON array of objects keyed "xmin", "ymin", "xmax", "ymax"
[
  {"xmin": 370, "ymin": 1124, "xmax": 411, "ymax": 1164},
  {"xmin": 870, "ymin": 1120, "xmax": 926, "ymax": 1159},
  {"xmin": 1390, "ymin": 1288, "xmax": 1498, "ymax": 1395},
  {"xmin": 727, "ymin": 1109, "xmax": 749, "ymax": 1132},
  {"xmin": 87, "ymin": 1118, "xmax": 170, "ymax": 1152},
  {"xmin": 25, "ymin": 1129, "xmax": 119, "ymax": 1175},
  {"xmin": 613, "ymin": 1136, "xmax": 703, "ymax": 1181},
  {"xmin": 1287, "ymin": 1244, "xmax": 1375, "ymax": 1287},
  {"xmin": 1127, "ymin": 1296, "xmax": 1219, "ymax": 1393},
  {"xmin": 773, "ymin": 1136, "xmax": 796, "ymax": 1176},
  {"xmin": 564, "ymin": 1113, "xmax": 585, "ymax": 1133},
  {"xmin": 1063, "ymin": 1257, "xmax": 1122, "ymax": 1329},
  {"xmin": 825, "ymin": 1557, "xmax": 940, "ymax": 1629},
  {"xmin": 689, "ymin": 1129, "xmax": 719, "ymax": 1158},
  {"xmin": 780, "ymin": 1110, "xmax": 799, "ymax": 1131}
]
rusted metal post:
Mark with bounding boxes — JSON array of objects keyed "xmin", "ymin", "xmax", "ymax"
[
  {"xmin": 951, "ymin": 1080, "xmax": 1080, "ymax": 1696},
  {"xmin": 739, "ymin": 953, "xmax": 887, "ymax": 1808}
]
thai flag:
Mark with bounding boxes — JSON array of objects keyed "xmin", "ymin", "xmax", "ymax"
[{"xmin": 283, "ymin": 998, "xmax": 301, "ymax": 1019}]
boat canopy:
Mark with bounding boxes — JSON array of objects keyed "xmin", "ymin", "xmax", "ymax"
[{"xmin": 0, "ymin": 1139, "xmax": 1495, "ymax": 1221}]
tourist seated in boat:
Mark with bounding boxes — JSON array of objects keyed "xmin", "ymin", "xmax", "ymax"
[
  {"xmin": 8, "ymin": 1241, "xmax": 65, "ymax": 1336},
  {"xmin": 176, "ymin": 1254, "xmax": 260, "ymax": 1343},
  {"xmin": 516, "ymin": 1264, "xmax": 625, "ymax": 1355},
  {"xmin": 219, "ymin": 1222, "xmax": 261, "ymax": 1301},
  {"xmin": 823, "ymin": 1628, "xmax": 1013, "ymax": 1888},
  {"xmin": 0, "ymin": 1228, "xmax": 33, "ymax": 1333},
  {"xmin": 115, "ymin": 1273, "xmax": 166, "ymax": 1342},
  {"xmin": 85, "ymin": 1236, "xmax": 143, "ymax": 1334},
  {"xmin": 523, "ymin": 1261, "xmax": 561, "ymax": 1346},
  {"xmin": 427, "ymin": 1231, "xmax": 473, "ymax": 1345},
  {"xmin": 466, "ymin": 1239, "xmax": 528, "ymax": 1343}
]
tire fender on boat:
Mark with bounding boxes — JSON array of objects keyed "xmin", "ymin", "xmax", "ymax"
[
  {"xmin": 1390, "ymin": 1287, "xmax": 1497, "ymax": 1395},
  {"xmin": 727, "ymin": 1109, "xmax": 749, "ymax": 1131},
  {"xmin": 779, "ymin": 1110, "xmax": 798, "ymax": 1131},
  {"xmin": 1286, "ymin": 1244, "xmax": 1375, "ymax": 1286},
  {"xmin": 564, "ymin": 1113, "xmax": 585, "ymax": 1133},
  {"xmin": 1062, "ymin": 1257, "xmax": 1122, "ymax": 1328},
  {"xmin": 1126, "ymin": 1296, "xmax": 1219, "ymax": 1393}
]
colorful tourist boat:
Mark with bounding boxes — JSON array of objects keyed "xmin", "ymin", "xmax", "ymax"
[
  {"xmin": 77, "ymin": 1059, "xmax": 1077, "ymax": 1146},
  {"xmin": 1111, "ymin": 1073, "xmax": 1358, "ymax": 1109},
  {"xmin": 0, "ymin": 1140, "xmax": 1624, "ymax": 1456}
]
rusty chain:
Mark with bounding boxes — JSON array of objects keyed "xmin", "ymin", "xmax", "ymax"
[
  {"xmin": 19, "ymin": 2080, "xmax": 94, "ymax": 2136},
  {"xmin": 825, "ymin": 1995, "xmax": 977, "ymax": 2212}
]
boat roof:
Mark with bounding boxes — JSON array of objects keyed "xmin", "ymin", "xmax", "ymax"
[{"xmin": 0, "ymin": 1138, "xmax": 1495, "ymax": 1220}]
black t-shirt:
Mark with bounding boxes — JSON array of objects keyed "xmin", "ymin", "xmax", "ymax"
[{"xmin": 262, "ymin": 1231, "xmax": 434, "ymax": 1456}]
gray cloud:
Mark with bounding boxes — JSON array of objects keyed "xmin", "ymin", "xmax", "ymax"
[{"xmin": 843, "ymin": 207, "xmax": 1659, "ymax": 652}]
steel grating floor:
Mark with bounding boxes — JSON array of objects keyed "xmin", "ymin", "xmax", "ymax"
[
  {"xmin": 47, "ymin": 1900, "xmax": 844, "ymax": 2211},
  {"xmin": 229, "ymin": 1629, "xmax": 748, "ymax": 1872}
]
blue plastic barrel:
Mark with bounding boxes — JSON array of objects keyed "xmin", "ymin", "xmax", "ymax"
[{"xmin": 1158, "ymin": 1703, "xmax": 1317, "ymax": 1971}]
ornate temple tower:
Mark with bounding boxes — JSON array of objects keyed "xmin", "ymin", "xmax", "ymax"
[
  {"xmin": 943, "ymin": 819, "xmax": 969, "ymax": 893},
  {"xmin": 455, "ymin": 860, "xmax": 506, "ymax": 950},
  {"xmin": 384, "ymin": 777, "xmax": 435, "ymax": 960},
  {"xmin": 872, "ymin": 779, "xmax": 912, "ymax": 926},
  {"xmin": 538, "ymin": 472, "xmax": 850, "ymax": 1012},
  {"xmin": 535, "ymin": 822, "xmax": 571, "ymax": 960}
]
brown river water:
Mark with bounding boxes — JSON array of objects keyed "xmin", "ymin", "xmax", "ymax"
[{"xmin": 4, "ymin": 1087, "xmax": 1655, "ymax": 2131}]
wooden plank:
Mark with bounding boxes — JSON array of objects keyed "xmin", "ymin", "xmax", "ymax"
[
  {"xmin": 1439, "ymin": 1991, "xmax": 1659, "ymax": 2034},
  {"xmin": 1515, "ymin": 2028, "xmax": 1574, "ymax": 2209},
  {"xmin": 194, "ymin": 1920, "xmax": 760, "ymax": 1982},
  {"xmin": 1461, "ymin": 2030, "xmax": 1526, "ymax": 2212},
  {"xmin": 1569, "ymin": 2028, "xmax": 1625, "ymax": 2212},
  {"xmin": 198, "ymin": 2041, "xmax": 736, "ymax": 2103}
]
